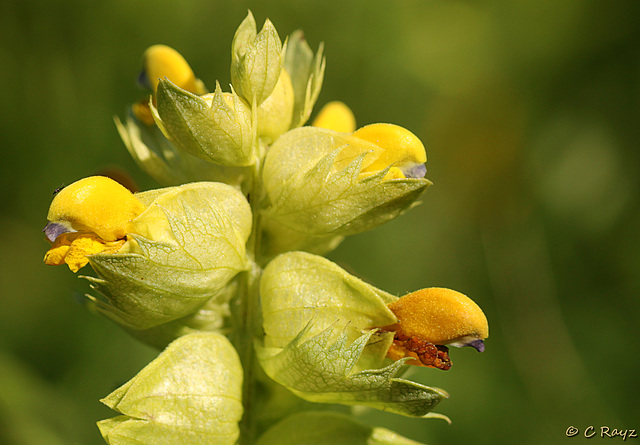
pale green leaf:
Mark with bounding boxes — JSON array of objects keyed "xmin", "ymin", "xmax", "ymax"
[
  {"xmin": 257, "ymin": 323, "xmax": 448, "ymax": 417},
  {"xmin": 85, "ymin": 182, "xmax": 251, "ymax": 330},
  {"xmin": 98, "ymin": 333, "xmax": 243, "ymax": 445},
  {"xmin": 256, "ymin": 411, "xmax": 427, "ymax": 445}
]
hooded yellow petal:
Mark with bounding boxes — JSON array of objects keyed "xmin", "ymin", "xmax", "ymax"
[
  {"xmin": 46, "ymin": 176, "xmax": 146, "ymax": 241},
  {"xmin": 353, "ymin": 123, "xmax": 426, "ymax": 177},
  {"xmin": 141, "ymin": 44, "xmax": 201, "ymax": 94},
  {"xmin": 386, "ymin": 287, "xmax": 488, "ymax": 346}
]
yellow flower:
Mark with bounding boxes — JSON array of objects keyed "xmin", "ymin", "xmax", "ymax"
[
  {"xmin": 312, "ymin": 101, "xmax": 356, "ymax": 133},
  {"xmin": 134, "ymin": 45, "xmax": 206, "ymax": 125},
  {"xmin": 382, "ymin": 288, "xmax": 488, "ymax": 370},
  {"xmin": 312, "ymin": 103, "xmax": 425, "ymax": 180},
  {"xmin": 139, "ymin": 45, "xmax": 202, "ymax": 94},
  {"xmin": 352, "ymin": 123, "xmax": 427, "ymax": 180},
  {"xmin": 43, "ymin": 176, "xmax": 146, "ymax": 272}
]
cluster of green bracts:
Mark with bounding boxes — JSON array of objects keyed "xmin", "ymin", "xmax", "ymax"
[{"xmin": 43, "ymin": 12, "xmax": 488, "ymax": 445}]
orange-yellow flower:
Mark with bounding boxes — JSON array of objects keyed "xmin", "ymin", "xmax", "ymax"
[{"xmin": 382, "ymin": 288, "xmax": 488, "ymax": 370}]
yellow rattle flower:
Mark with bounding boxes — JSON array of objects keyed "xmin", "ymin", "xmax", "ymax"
[
  {"xmin": 352, "ymin": 123, "xmax": 427, "ymax": 180},
  {"xmin": 381, "ymin": 287, "xmax": 488, "ymax": 370},
  {"xmin": 43, "ymin": 176, "xmax": 146, "ymax": 272},
  {"xmin": 133, "ymin": 44, "xmax": 206, "ymax": 125},
  {"xmin": 312, "ymin": 103, "xmax": 425, "ymax": 180}
]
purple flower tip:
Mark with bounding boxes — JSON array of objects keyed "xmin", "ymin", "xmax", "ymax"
[
  {"xmin": 43, "ymin": 222, "xmax": 72, "ymax": 242},
  {"xmin": 402, "ymin": 163, "xmax": 427, "ymax": 179},
  {"xmin": 467, "ymin": 339, "xmax": 485, "ymax": 353}
]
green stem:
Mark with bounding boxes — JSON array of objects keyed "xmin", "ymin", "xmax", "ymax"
[
  {"xmin": 237, "ymin": 263, "xmax": 261, "ymax": 444},
  {"xmin": 237, "ymin": 158, "xmax": 265, "ymax": 445}
]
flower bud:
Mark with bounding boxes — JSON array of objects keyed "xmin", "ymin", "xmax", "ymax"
[
  {"xmin": 256, "ymin": 68, "xmax": 295, "ymax": 144},
  {"xmin": 230, "ymin": 11, "xmax": 284, "ymax": 106},
  {"xmin": 154, "ymin": 79, "xmax": 255, "ymax": 166},
  {"xmin": 383, "ymin": 288, "xmax": 489, "ymax": 369},
  {"xmin": 312, "ymin": 101, "xmax": 356, "ymax": 133}
]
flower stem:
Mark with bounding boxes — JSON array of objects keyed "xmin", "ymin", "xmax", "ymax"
[{"xmin": 237, "ymin": 158, "xmax": 265, "ymax": 444}]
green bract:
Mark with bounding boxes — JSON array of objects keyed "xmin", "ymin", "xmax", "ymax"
[
  {"xmin": 262, "ymin": 127, "xmax": 430, "ymax": 233},
  {"xmin": 231, "ymin": 11, "xmax": 285, "ymax": 106},
  {"xmin": 260, "ymin": 217, "xmax": 345, "ymax": 259},
  {"xmin": 98, "ymin": 333, "xmax": 243, "ymax": 445},
  {"xmin": 257, "ymin": 323, "xmax": 449, "ymax": 418},
  {"xmin": 118, "ymin": 278, "xmax": 238, "ymax": 349},
  {"xmin": 258, "ymin": 252, "xmax": 449, "ymax": 417},
  {"xmin": 284, "ymin": 30, "xmax": 325, "ymax": 128},
  {"xmin": 85, "ymin": 182, "xmax": 251, "ymax": 330},
  {"xmin": 116, "ymin": 115, "xmax": 250, "ymax": 189},
  {"xmin": 260, "ymin": 251, "xmax": 396, "ymax": 352},
  {"xmin": 154, "ymin": 79, "xmax": 256, "ymax": 166}
]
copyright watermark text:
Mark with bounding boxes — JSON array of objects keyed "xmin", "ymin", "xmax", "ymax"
[{"xmin": 566, "ymin": 426, "xmax": 638, "ymax": 440}]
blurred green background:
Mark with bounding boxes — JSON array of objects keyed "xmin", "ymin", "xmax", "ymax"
[{"xmin": 1, "ymin": 0, "xmax": 639, "ymax": 444}]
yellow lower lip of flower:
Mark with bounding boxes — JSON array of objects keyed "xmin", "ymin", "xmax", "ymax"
[{"xmin": 44, "ymin": 232, "xmax": 126, "ymax": 273}]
